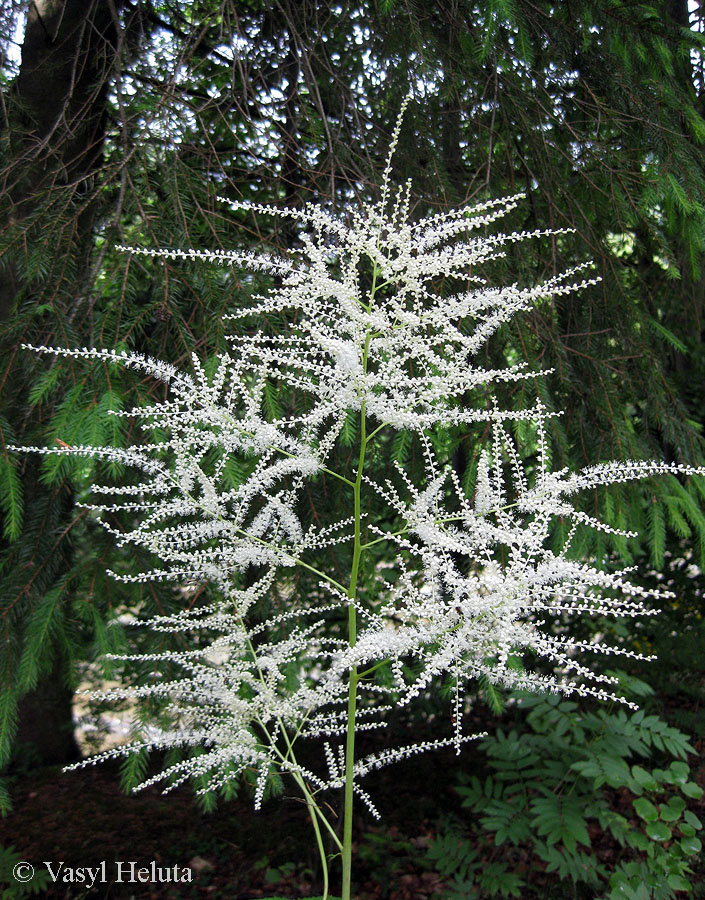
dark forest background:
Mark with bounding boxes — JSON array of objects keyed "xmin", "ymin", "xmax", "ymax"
[{"xmin": 1, "ymin": 2, "xmax": 705, "ymax": 898}]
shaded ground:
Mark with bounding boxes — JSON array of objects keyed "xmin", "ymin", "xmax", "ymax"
[
  {"xmin": 3, "ymin": 709, "xmax": 704, "ymax": 899},
  {"xmin": 1, "ymin": 747, "xmax": 457, "ymax": 900}
]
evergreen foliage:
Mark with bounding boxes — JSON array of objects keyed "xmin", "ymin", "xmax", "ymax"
[{"xmin": 0, "ymin": 0, "xmax": 703, "ymax": 833}]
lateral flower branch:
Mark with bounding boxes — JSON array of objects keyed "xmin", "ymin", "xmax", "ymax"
[{"xmin": 13, "ymin": 100, "xmax": 705, "ymax": 900}]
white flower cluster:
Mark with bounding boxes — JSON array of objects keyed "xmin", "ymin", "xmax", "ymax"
[
  {"xmin": 15, "ymin": 113, "xmax": 705, "ymax": 813},
  {"xmin": 352, "ymin": 415, "xmax": 703, "ymax": 733},
  {"xmin": 217, "ymin": 194, "xmax": 597, "ymax": 432}
]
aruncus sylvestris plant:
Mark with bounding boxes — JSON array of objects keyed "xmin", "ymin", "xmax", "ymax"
[{"xmin": 14, "ymin": 99, "xmax": 705, "ymax": 899}]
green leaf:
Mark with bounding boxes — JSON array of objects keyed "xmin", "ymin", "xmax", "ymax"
[
  {"xmin": 680, "ymin": 781, "xmax": 704, "ymax": 799},
  {"xmin": 339, "ymin": 408, "xmax": 358, "ymax": 448},
  {"xmin": 645, "ymin": 821, "xmax": 671, "ymax": 841},
  {"xmin": 120, "ymin": 747, "xmax": 150, "ymax": 793},
  {"xmin": 479, "ymin": 673, "xmax": 506, "ymax": 715},
  {"xmin": 646, "ymin": 500, "xmax": 666, "ymax": 569},
  {"xmin": 631, "ymin": 765, "xmax": 658, "ymax": 791},
  {"xmin": 659, "ymin": 804, "xmax": 681, "ymax": 823},
  {"xmin": 669, "ymin": 761, "xmax": 689, "ymax": 784},
  {"xmin": 683, "ymin": 105, "xmax": 705, "ymax": 143},
  {"xmin": 664, "ymin": 795, "xmax": 686, "ymax": 816},
  {"xmin": 666, "ymin": 173, "xmax": 694, "ymax": 214},
  {"xmin": 679, "ymin": 835, "xmax": 702, "ymax": 855},
  {"xmin": 0, "ymin": 450, "xmax": 23, "ymax": 541},
  {"xmin": 683, "ymin": 810, "xmax": 702, "ymax": 830},
  {"xmin": 0, "ymin": 689, "xmax": 18, "ymax": 769},
  {"xmin": 391, "ymin": 428, "xmax": 411, "ymax": 463},
  {"xmin": 17, "ymin": 586, "xmax": 66, "ymax": 691},
  {"xmin": 667, "ymin": 874, "xmax": 692, "ymax": 892},
  {"xmin": 627, "ymin": 831, "xmax": 650, "ymax": 852},
  {"xmin": 28, "ymin": 360, "xmax": 63, "ymax": 406},
  {"xmin": 647, "ymin": 317, "xmax": 688, "ymax": 354},
  {"xmin": 633, "ymin": 797, "xmax": 658, "ymax": 822},
  {"xmin": 262, "ymin": 380, "xmax": 281, "ymax": 421}
]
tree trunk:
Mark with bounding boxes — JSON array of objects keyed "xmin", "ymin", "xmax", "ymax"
[
  {"xmin": 1, "ymin": 0, "xmax": 119, "ymax": 766},
  {"xmin": 14, "ymin": 661, "xmax": 80, "ymax": 768}
]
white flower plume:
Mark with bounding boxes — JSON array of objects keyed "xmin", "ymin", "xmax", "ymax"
[{"xmin": 12, "ymin": 105, "xmax": 705, "ymax": 814}]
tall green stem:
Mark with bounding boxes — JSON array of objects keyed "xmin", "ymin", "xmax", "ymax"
[
  {"xmin": 341, "ymin": 273, "xmax": 375, "ymax": 897},
  {"xmin": 341, "ymin": 396, "xmax": 366, "ymax": 900}
]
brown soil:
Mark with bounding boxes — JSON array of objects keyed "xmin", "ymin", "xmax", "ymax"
[{"xmin": 1, "ymin": 748, "xmax": 455, "ymax": 900}]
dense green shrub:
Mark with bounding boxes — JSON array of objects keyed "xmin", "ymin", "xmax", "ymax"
[{"xmin": 427, "ymin": 690, "xmax": 704, "ymax": 898}]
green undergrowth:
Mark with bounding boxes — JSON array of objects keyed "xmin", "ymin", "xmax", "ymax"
[
  {"xmin": 426, "ymin": 690, "xmax": 704, "ymax": 899},
  {"xmin": 0, "ymin": 845, "xmax": 50, "ymax": 899}
]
